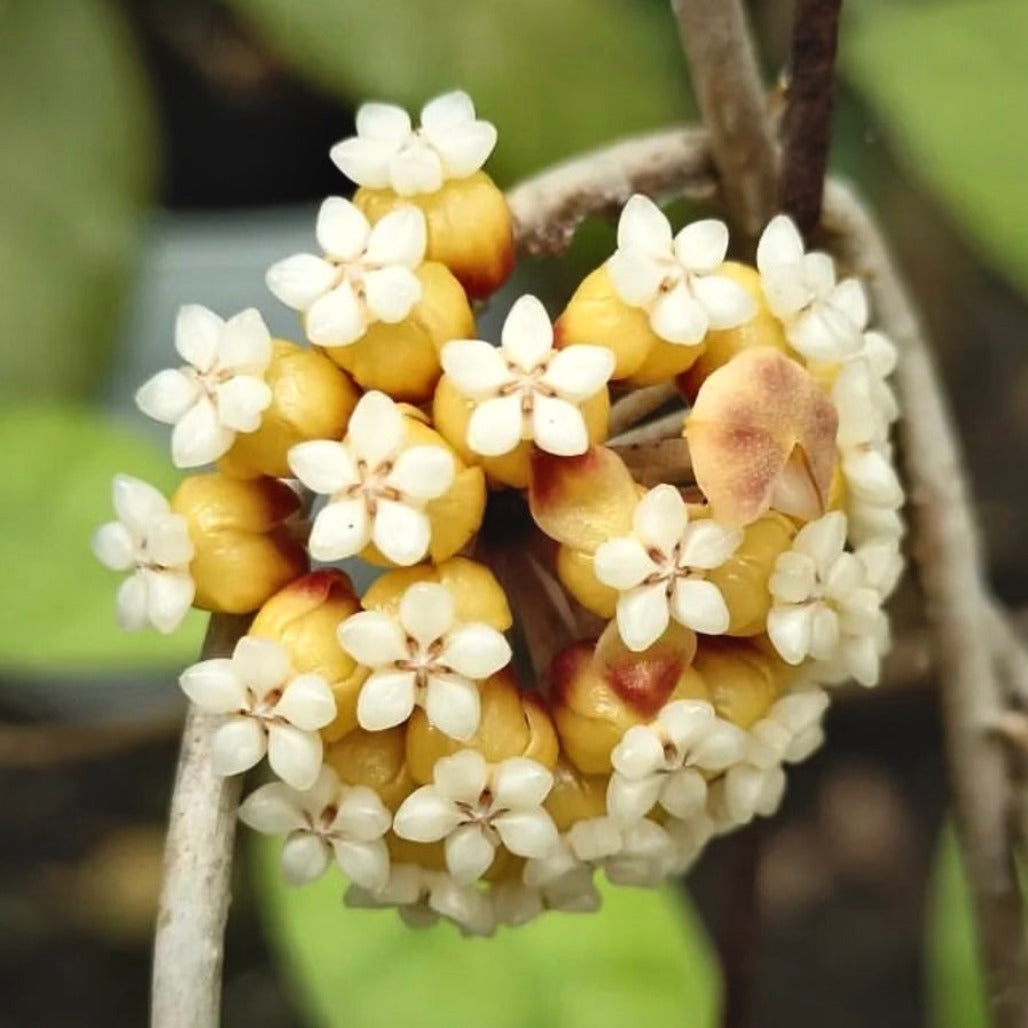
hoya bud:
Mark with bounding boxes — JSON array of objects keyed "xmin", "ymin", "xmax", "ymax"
[
  {"xmin": 544, "ymin": 758, "xmax": 609, "ymax": 831},
  {"xmin": 693, "ymin": 636, "xmax": 791, "ymax": 729},
  {"xmin": 324, "ymin": 725, "xmax": 417, "ymax": 812}
]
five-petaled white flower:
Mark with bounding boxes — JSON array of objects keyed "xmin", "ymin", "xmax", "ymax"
[
  {"xmin": 92, "ymin": 474, "xmax": 195, "ymax": 634},
  {"xmin": 606, "ymin": 194, "xmax": 755, "ymax": 345},
  {"xmin": 239, "ymin": 765, "xmax": 391, "ymax": 890},
  {"xmin": 441, "ymin": 294, "xmax": 615, "ymax": 458},
  {"xmin": 337, "ymin": 581, "xmax": 511, "ymax": 741},
  {"xmin": 266, "ymin": 198, "xmax": 426, "ymax": 347},
  {"xmin": 607, "ymin": 700, "xmax": 747, "ymax": 824},
  {"xmin": 756, "ymin": 214, "xmax": 868, "ymax": 363},
  {"xmin": 330, "ymin": 91, "xmax": 497, "ymax": 197},
  {"xmin": 135, "ymin": 305, "xmax": 273, "ymax": 468},
  {"xmin": 178, "ymin": 636, "xmax": 336, "ymax": 789},
  {"xmin": 288, "ymin": 390, "xmax": 454, "ymax": 566},
  {"xmin": 766, "ymin": 511, "xmax": 885, "ymax": 686},
  {"xmin": 593, "ymin": 484, "xmax": 742, "ymax": 652},
  {"xmin": 393, "ymin": 750, "xmax": 560, "ymax": 884}
]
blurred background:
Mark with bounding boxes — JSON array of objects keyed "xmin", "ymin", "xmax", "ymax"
[{"xmin": 1, "ymin": 0, "xmax": 1026, "ymax": 1025}]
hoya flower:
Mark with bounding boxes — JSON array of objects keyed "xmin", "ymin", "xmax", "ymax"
[
  {"xmin": 766, "ymin": 511, "xmax": 885, "ymax": 685},
  {"xmin": 440, "ymin": 294, "xmax": 615, "ymax": 458},
  {"xmin": 288, "ymin": 391, "xmax": 454, "ymax": 566},
  {"xmin": 493, "ymin": 868, "xmax": 601, "ymax": 927},
  {"xmin": 606, "ymin": 699, "xmax": 748, "ymax": 823},
  {"xmin": 178, "ymin": 635, "xmax": 336, "ymax": 789},
  {"xmin": 606, "ymin": 195, "xmax": 755, "ymax": 345},
  {"xmin": 337, "ymin": 580, "xmax": 512, "ymax": 741},
  {"xmin": 393, "ymin": 750, "xmax": 560, "ymax": 883},
  {"xmin": 593, "ymin": 484, "xmax": 742, "ymax": 652},
  {"xmin": 239, "ymin": 765, "xmax": 391, "ymax": 890},
  {"xmin": 522, "ymin": 816, "xmax": 623, "ymax": 892},
  {"xmin": 664, "ymin": 814, "xmax": 716, "ymax": 875},
  {"xmin": 92, "ymin": 474, "xmax": 195, "ymax": 634},
  {"xmin": 330, "ymin": 91, "xmax": 497, "ymax": 197},
  {"xmin": 832, "ymin": 331, "xmax": 899, "ymax": 450},
  {"xmin": 601, "ymin": 819, "xmax": 677, "ymax": 888},
  {"xmin": 266, "ymin": 198, "xmax": 427, "ymax": 347},
  {"xmin": 135, "ymin": 305, "xmax": 273, "ymax": 468},
  {"xmin": 756, "ymin": 214, "xmax": 868, "ymax": 362}
]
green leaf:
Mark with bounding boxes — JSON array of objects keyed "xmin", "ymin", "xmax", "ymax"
[
  {"xmin": 0, "ymin": 404, "xmax": 203, "ymax": 674},
  {"xmin": 0, "ymin": 0, "xmax": 155, "ymax": 400},
  {"xmin": 843, "ymin": 0, "xmax": 1028, "ymax": 290},
  {"xmin": 226, "ymin": 0, "xmax": 694, "ymax": 184},
  {"xmin": 252, "ymin": 835, "xmax": 720, "ymax": 1028}
]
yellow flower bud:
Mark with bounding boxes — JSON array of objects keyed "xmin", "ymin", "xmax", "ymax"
[
  {"xmin": 170, "ymin": 473, "xmax": 307, "ymax": 614},
  {"xmin": 324, "ymin": 725, "xmax": 416, "ymax": 812},
  {"xmin": 249, "ymin": 569, "xmax": 366, "ymax": 743},
  {"xmin": 322, "ymin": 262, "xmax": 474, "ymax": 403},
  {"xmin": 544, "ymin": 758, "xmax": 609, "ymax": 831},
  {"xmin": 354, "ymin": 171, "xmax": 514, "ymax": 299},
  {"xmin": 557, "ymin": 544, "xmax": 617, "ymax": 618},
  {"xmin": 219, "ymin": 340, "xmax": 359, "ymax": 479},
  {"xmin": 693, "ymin": 636, "xmax": 792, "ymax": 729},
  {"xmin": 406, "ymin": 669, "xmax": 558, "ymax": 784}
]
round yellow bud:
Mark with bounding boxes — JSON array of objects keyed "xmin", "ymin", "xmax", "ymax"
[
  {"xmin": 693, "ymin": 636, "xmax": 792, "ymax": 729},
  {"xmin": 557, "ymin": 544, "xmax": 617, "ymax": 618},
  {"xmin": 544, "ymin": 759, "xmax": 609, "ymax": 831},
  {"xmin": 355, "ymin": 171, "xmax": 514, "ymax": 300},
  {"xmin": 170, "ymin": 473, "xmax": 307, "ymax": 614},
  {"xmin": 219, "ymin": 340, "xmax": 359, "ymax": 479},
  {"xmin": 324, "ymin": 725, "xmax": 417, "ymax": 812}
]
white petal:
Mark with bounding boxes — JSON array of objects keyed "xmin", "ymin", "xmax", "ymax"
[
  {"xmin": 389, "ymin": 143, "xmax": 444, "ymax": 196},
  {"xmin": 789, "ymin": 302, "xmax": 862, "ymax": 362},
  {"xmin": 843, "ymin": 447, "xmax": 904, "ymax": 506},
  {"xmin": 673, "ymin": 219, "xmax": 729, "ymax": 273},
  {"xmin": 433, "ymin": 749, "xmax": 490, "ymax": 804},
  {"xmin": 238, "ymin": 783, "xmax": 306, "ymax": 834},
  {"xmin": 357, "ymin": 101, "xmax": 412, "ymax": 142},
  {"xmin": 281, "ymin": 833, "xmax": 332, "ymax": 886},
  {"xmin": 678, "ymin": 521, "xmax": 741, "ymax": 570},
  {"xmin": 466, "ymin": 393, "xmax": 524, "ymax": 456},
  {"xmin": 385, "ymin": 445, "xmax": 454, "ymax": 501},
  {"xmin": 617, "ymin": 195, "xmax": 673, "ymax": 257},
  {"xmin": 307, "ymin": 283, "xmax": 366, "ymax": 347},
  {"xmin": 650, "ymin": 282, "xmax": 709, "ymax": 345},
  {"xmin": 275, "ymin": 674, "xmax": 336, "ymax": 731},
  {"xmin": 659, "ymin": 767, "xmax": 708, "ymax": 818},
  {"xmin": 723, "ymin": 765, "xmax": 765, "ymax": 825},
  {"xmin": 501, "ymin": 295, "xmax": 553, "ymax": 373},
  {"xmin": 211, "ymin": 716, "xmax": 266, "ymax": 777},
  {"xmin": 232, "ymin": 635, "xmax": 291, "ymax": 696},
  {"xmin": 143, "ymin": 513, "xmax": 194, "ymax": 567},
  {"xmin": 179, "ymin": 658, "xmax": 246, "ymax": 713},
  {"xmin": 218, "ymin": 308, "xmax": 272, "ymax": 372},
  {"xmin": 441, "ymin": 340, "xmax": 512, "ymax": 398},
  {"xmin": 315, "ymin": 197, "xmax": 370, "ymax": 262},
  {"xmin": 420, "ymin": 90, "xmax": 475, "ymax": 133},
  {"xmin": 399, "ymin": 582, "xmax": 454, "ymax": 645},
  {"xmin": 493, "ymin": 808, "xmax": 559, "ymax": 858},
  {"xmin": 431, "ymin": 122, "xmax": 497, "ymax": 179},
  {"xmin": 267, "ymin": 723, "xmax": 323, "ymax": 790},
  {"xmin": 659, "ymin": 699, "xmax": 716, "ymax": 748},
  {"xmin": 348, "ymin": 391, "xmax": 406, "ymax": 467},
  {"xmin": 670, "ymin": 577, "xmax": 730, "ymax": 635},
  {"xmin": 363, "ymin": 267, "xmax": 422, "ymax": 324},
  {"xmin": 607, "ymin": 250, "xmax": 665, "ymax": 307},
  {"xmin": 332, "ymin": 785, "xmax": 392, "ymax": 841},
  {"xmin": 287, "ymin": 439, "xmax": 358, "ymax": 496},
  {"xmin": 761, "ymin": 263, "xmax": 809, "ymax": 320},
  {"xmin": 337, "ymin": 611, "xmax": 408, "ymax": 666},
  {"xmin": 690, "ymin": 721, "xmax": 747, "ymax": 770},
  {"xmin": 616, "ymin": 582, "xmax": 671, "ymax": 653},
  {"xmin": 171, "ymin": 397, "xmax": 234, "ymax": 467},
  {"xmin": 691, "ymin": 274, "xmax": 757, "ymax": 329},
  {"xmin": 308, "ymin": 499, "xmax": 371, "ymax": 561},
  {"xmin": 540, "ymin": 345, "xmax": 615, "ymax": 402},
  {"xmin": 445, "ymin": 824, "xmax": 496, "ymax": 883},
  {"xmin": 767, "ymin": 605, "xmax": 815, "ymax": 665},
  {"xmin": 92, "ymin": 521, "xmax": 137, "ymax": 571},
  {"xmin": 438, "ymin": 624, "xmax": 511, "ymax": 679},
  {"xmin": 356, "ymin": 670, "xmax": 417, "ymax": 731},
  {"xmin": 611, "ymin": 726, "xmax": 664, "ymax": 779},
  {"xmin": 633, "ymin": 483, "xmax": 688, "ymax": 554},
  {"xmin": 115, "ymin": 572, "xmax": 148, "ymax": 631},
  {"xmin": 363, "ymin": 206, "xmax": 428, "ymax": 267},
  {"xmin": 794, "ymin": 511, "xmax": 847, "ymax": 573},
  {"xmin": 494, "ymin": 882, "xmax": 544, "ymax": 928},
  {"xmin": 606, "ymin": 773, "xmax": 664, "ymax": 823},
  {"xmin": 302, "ymin": 766, "xmax": 344, "ymax": 820},
  {"xmin": 831, "ymin": 278, "xmax": 868, "ymax": 332},
  {"xmin": 594, "ymin": 536, "xmax": 658, "ymax": 591},
  {"xmin": 372, "ymin": 501, "xmax": 432, "ymax": 566},
  {"xmin": 531, "ymin": 394, "xmax": 590, "ymax": 456},
  {"xmin": 756, "ymin": 215, "xmax": 805, "ymax": 271},
  {"xmin": 135, "ymin": 369, "xmax": 202, "ymax": 424},
  {"xmin": 333, "ymin": 838, "xmax": 390, "ymax": 890},
  {"xmin": 567, "ymin": 817, "xmax": 623, "ymax": 861},
  {"xmin": 330, "ymin": 136, "xmax": 400, "ymax": 189},
  {"xmin": 769, "ymin": 552, "xmax": 818, "ymax": 603},
  {"xmin": 492, "ymin": 757, "xmax": 553, "ymax": 809},
  {"xmin": 112, "ymin": 474, "xmax": 169, "ymax": 537},
  {"xmin": 145, "ymin": 570, "xmax": 195, "ymax": 634},
  {"xmin": 394, "ymin": 786, "xmax": 463, "ymax": 842},
  {"xmin": 266, "ymin": 254, "xmax": 338, "ymax": 311},
  {"xmin": 174, "ymin": 304, "xmax": 223, "ymax": 372},
  {"xmin": 216, "ymin": 376, "xmax": 272, "ymax": 433}
]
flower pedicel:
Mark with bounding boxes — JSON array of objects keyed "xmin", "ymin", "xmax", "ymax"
[{"xmin": 93, "ymin": 89, "xmax": 905, "ymax": 935}]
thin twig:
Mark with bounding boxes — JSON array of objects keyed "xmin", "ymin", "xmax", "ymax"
[
  {"xmin": 607, "ymin": 408, "xmax": 686, "ymax": 448},
  {"xmin": 612, "ymin": 438, "xmax": 694, "ymax": 488},
  {"xmin": 608, "ymin": 382, "xmax": 680, "ymax": 436},
  {"xmin": 151, "ymin": 612, "xmax": 251, "ymax": 1028}
]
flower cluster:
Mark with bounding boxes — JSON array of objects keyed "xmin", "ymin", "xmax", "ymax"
[{"xmin": 92, "ymin": 89, "xmax": 904, "ymax": 935}]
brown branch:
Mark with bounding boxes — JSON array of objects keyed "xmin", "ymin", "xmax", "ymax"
[
  {"xmin": 608, "ymin": 382, "xmax": 680, "ymax": 436},
  {"xmin": 670, "ymin": 0, "xmax": 778, "ymax": 235}
]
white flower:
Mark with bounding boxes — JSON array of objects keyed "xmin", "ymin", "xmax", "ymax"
[
  {"xmin": 857, "ymin": 537, "xmax": 904, "ymax": 600},
  {"xmin": 393, "ymin": 750, "xmax": 560, "ymax": 884},
  {"xmin": 594, "ymin": 484, "xmax": 742, "ymax": 652},
  {"xmin": 330, "ymin": 91, "xmax": 497, "ymax": 196},
  {"xmin": 135, "ymin": 305, "xmax": 273, "ymax": 468},
  {"xmin": 91, "ymin": 474, "xmax": 195, "ymax": 634},
  {"xmin": 522, "ymin": 816, "xmax": 623, "ymax": 890},
  {"xmin": 607, "ymin": 699, "xmax": 747, "ymax": 824},
  {"xmin": 178, "ymin": 636, "xmax": 336, "ymax": 788},
  {"xmin": 766, "ymin": 512, "xmax": 885, "ymax": 686},
  {"xmin": 441, "ymin": 294, "xmax": 614, "ymax": 458},
  {"xmin": 239, "ymin": 765, "xmax": 391, "ymax": 889},
  {"xmin": 266, "ymin": 198, "xmax": 426, "ymax": 347},
  {"xmin": 601, "ymin": 819, "xmax": 677, "ymax": 888},
  {"xmin": 288, "ymin": 391, "xmax": 454, "ymax": 566},
  {"xmin": 757, "ymin": 214, "xmax": 868, "ymax": 362},
  {"xmin": 606, "ymin": 194, "xmax": 755, "ymax": 345},
  {"xmin": 493, "ymin": 869, "xmax": 601, "ymax": 927},
  {"xmin": 833, "ymin": 332, "xmax": 899, "ymax": 450},
  {"xmin": 337, "ymin": 581, "xmax": 511, "ymax": 740},
  {"xmin": 664, "ymin": 814, "xmax": 716, "ymax": 874}
]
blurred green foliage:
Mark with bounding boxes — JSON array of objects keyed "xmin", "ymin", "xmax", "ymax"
[
  {"xmin": 253, "ymin": 835, "xmax": 720, "ymax": 1028},
  {"xmin": 0, "ymin": 0, "xmax": 155, "ymax": 402},
  {"xmin": 0, "ymin": 405, "xmax": 203, "ymax": 673}
]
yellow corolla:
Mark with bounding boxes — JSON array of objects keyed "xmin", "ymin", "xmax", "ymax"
[
  {"xmin": 692, "ymin": 636, "xmax": 794, "ymax": 729},
  {"xmin": 170, "ymin": 473, "xmax": 307, "ymax": 614},
  {"xmin": 324, "ymin": 725, "xmax": 418, "ymax": 812},
  {"xmin": 544, "ymin": 758, "xmax": 610, "ymax": 832}
]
